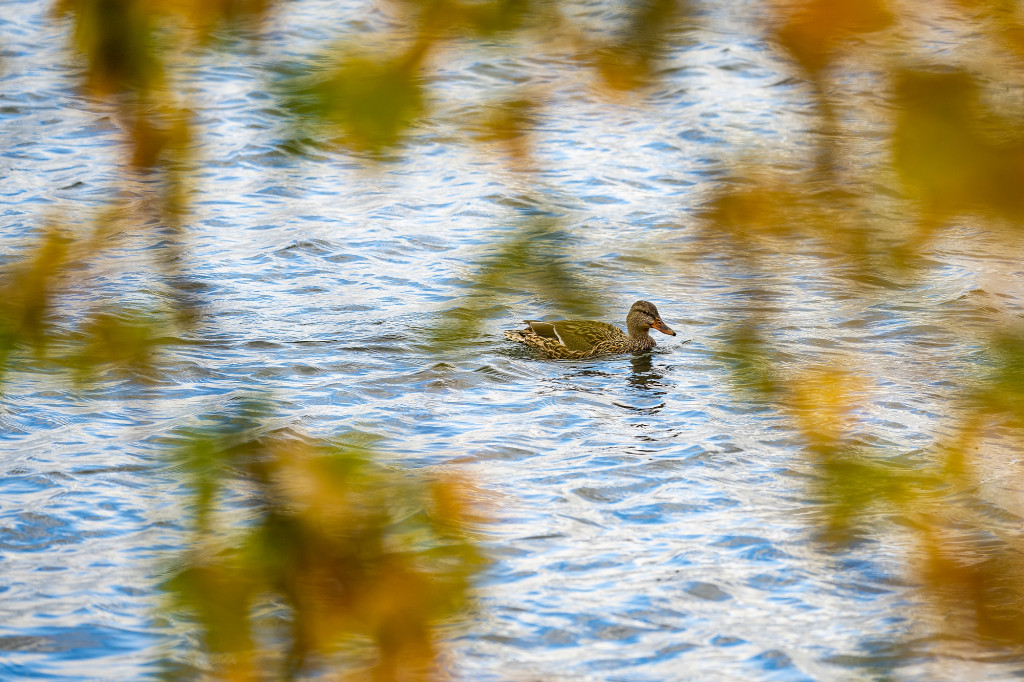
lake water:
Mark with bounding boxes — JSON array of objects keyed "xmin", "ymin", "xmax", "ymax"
[{"xmin": 3, "ymin": 0, "xmax": 1024, "ymax": 679}]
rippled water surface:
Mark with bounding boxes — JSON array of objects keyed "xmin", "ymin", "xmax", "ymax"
[{"xmin": 4, "ymin": 0, "xmax": 1024, "ymax": 679}]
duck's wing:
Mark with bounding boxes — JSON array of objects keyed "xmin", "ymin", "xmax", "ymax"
[
  {"xmin": 535, "ymin": 320, "xmax": 622, "ymax": 352},
  {"xmin": 525, "ymin": 320, "xmax": 558, "ymax": 339}
]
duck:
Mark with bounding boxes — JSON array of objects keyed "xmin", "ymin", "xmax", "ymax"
[{"xmin": 504, "ymin": 300, "xmax": 676, "ymax": 359}]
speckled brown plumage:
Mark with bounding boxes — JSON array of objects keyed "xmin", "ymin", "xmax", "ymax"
[{"xmin": 504, "ymin": 300, "xmax": 676, "ymax": 359}]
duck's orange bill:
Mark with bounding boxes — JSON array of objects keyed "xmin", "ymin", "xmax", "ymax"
[{"xmin": 652, "ymin": 319, "xmax": 676, "ymax": 336}]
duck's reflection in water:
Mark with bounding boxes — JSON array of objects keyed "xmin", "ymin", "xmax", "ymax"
[
  {"xmin": 628, "ymin": 353, "xmax": 665, "ymax": 392},
  {"xmin": 613, "ymin": 353, "xmax": 669, "ymax": 418}
]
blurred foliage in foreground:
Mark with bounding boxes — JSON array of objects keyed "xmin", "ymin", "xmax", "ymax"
[
  {"xmin": 165, "ymin": 402, "xmax": 485, "ymax": 679},
  {"xmin": 705, "ymin": 0, "xmax": 1024, "ymax": 653},
  {"xmin": 2, "ymin": 0, "xmax": 1024, "ymax": 675}
]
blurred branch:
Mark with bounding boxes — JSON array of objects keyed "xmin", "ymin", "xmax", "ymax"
[
  {"xmin": 589, "ymin": 0, "xmax": 693, "ymax": 91},
  {"xmin": 0, "ymin": 226, "xmax": 70, "ymax": 380},
  {"xmin": 165, "ymin": 403, "xmax": 487, "ymax": 679},
  {"xmin": 0, "ymin": 215, "xmax": 191, "ymax": 390},
  {"xmin": 280, "ymin": 48, "xmax": 427, "ymax": 157},
  {"xmin": 428, "ymin": 214, "xmax": 605, "ymax": 353}
]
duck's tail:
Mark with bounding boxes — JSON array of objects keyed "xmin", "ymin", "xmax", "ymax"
[{"xmin": 504, "ymin": 329, "xmax": 531, "ymax": 343}]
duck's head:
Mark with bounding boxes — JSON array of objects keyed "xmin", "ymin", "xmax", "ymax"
[{"xmin": 627, "ymin": 300, "xmax": 676, "ymax": 337}]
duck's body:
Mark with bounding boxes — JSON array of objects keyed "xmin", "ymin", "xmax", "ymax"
[{"xmin": 504, "ymin": 300, "xmax": 676, "ymax": 359}]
